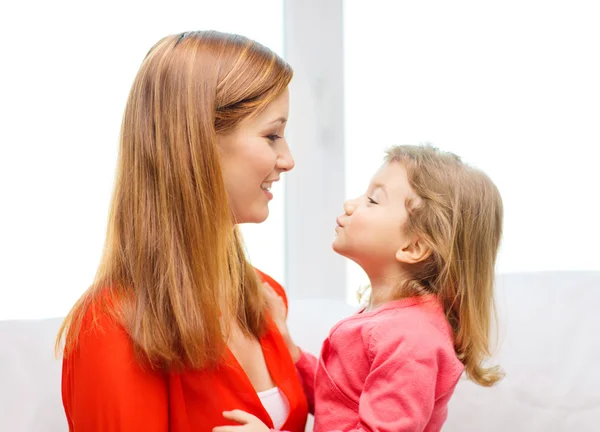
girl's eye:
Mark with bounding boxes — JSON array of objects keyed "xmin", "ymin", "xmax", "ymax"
[{"xmin": 368, "ymin": 197, "xmax": 378, "ymax": 205}]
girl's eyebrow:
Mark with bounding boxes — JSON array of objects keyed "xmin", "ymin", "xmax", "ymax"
[{"xmin": 371, "ymin": 183, "xmax": 387, "ymax": 198}]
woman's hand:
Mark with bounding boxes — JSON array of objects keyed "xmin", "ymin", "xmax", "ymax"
[
  {"xmin": 263, "ymin": 283, "xmax": 301, "ymax": 362},
  {"xmin": 212, "ymin": 410, "xmax": 270, "ymax": 432}
]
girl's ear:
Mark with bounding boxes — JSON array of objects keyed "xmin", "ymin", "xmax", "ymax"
[{"xmin": 396, "ymin": 237, "xmax": 432, "ymax": 264}]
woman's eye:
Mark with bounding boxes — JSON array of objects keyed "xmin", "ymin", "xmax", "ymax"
[
  {"xmin": 368, "ymin": 197, "xmax": 378, "ymax": 205},
  {"xmin": 266, "ymin": 134, "xmax": 282, "ymax": 142}
]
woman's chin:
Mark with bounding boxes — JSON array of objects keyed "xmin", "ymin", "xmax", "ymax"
[
  {"xmin": 248, "ymin": 206, "xmax": 270, "ymax": 224},
  {"xmin": 233, "ymin": 206, "xmax": 269, "ymax": 225}
]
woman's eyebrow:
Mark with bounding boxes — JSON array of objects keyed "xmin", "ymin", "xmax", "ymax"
[{"xmin": 267, "ymin": 117, "xmax": 288, "ymax": 125}]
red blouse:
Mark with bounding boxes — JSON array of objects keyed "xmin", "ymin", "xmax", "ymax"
[{"xmin": 61, "ymin": 269, "xmax": 308, "ymax": 431}]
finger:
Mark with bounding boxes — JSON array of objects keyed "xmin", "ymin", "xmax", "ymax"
[
  {"xmin": 276, "ymin": 294, "xmax": 287, "ymax": 313},
  {"xmin": 262, "ymin": 282, "xmax": 278, "ymax": 297},
  {"xmin": 263, "ymin": 285, "xmax": 282, "ymax": 308},
  {"xmin": 262, "ymin": 283, "xmax": 285, "ymax": 306},
  {"xmin": 222, "ymin": 410, "xmax": 257, "ymax": 424},
  {"xmin": 212, "ymin": 427, "xmax": 237, "ymax": 432}
]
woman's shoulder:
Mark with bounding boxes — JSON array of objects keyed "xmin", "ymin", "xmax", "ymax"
[
  {"xmin": 65, "ymin": 287, "xmax": 132, "ymax": 356},
  {"xmin": 62, "ymin": 287, "xmax": 166, "ymax": 383}
]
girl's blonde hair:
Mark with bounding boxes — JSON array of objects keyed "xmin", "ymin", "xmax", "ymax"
[
  {"xmin": 386, "ymin": 144, "xmax": 504, "ymax": 386},
  {"xmin": 56, "ymin": 31, "xmax": 293, "ymax": 370}
]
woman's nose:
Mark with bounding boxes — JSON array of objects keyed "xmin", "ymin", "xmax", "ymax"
[{"xmin": 276, "ymin": 142, "xmax": 295, "ymax": 172}]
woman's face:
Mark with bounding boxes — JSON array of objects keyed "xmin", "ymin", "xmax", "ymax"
[{"xmin": 217, "ymin": 88, "xmax": 294, "ymax": 224}]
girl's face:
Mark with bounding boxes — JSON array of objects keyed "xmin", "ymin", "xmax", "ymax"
[
  {"xmin": 333, "ymin": 161, "xmax": 423, "ymax": 275},
  {"xmin": 217, "ymin": 88, "xmax": 294, "ymax": 224}
]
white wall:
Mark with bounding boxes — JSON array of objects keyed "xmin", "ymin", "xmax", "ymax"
[
  {"xmin": 0, "ymin": 0, "xmax": 286, "ymax": 319},
  {"xmin": 343, "ymin": 0, "xmax": 600, "ymax": 302},
  {"xmin": 3, "ymin": 0, "xmax": 597, "ymax": 317}
]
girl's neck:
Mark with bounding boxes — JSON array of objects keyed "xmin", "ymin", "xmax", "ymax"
[
  {"xmin": 358, "ymin": 260, "xmax": 413, "ymax": 312},
  {"xmin": 364, "ymin": 274, "xmax": 407, "ymax": 312}
]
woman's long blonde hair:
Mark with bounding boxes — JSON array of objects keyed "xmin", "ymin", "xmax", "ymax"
[
  {"xmin": 386, "ymin": 144, "xmax": 504, "ymax": 386},
  {"xmin": 56, "ymin": 31, "xmax": 293, "ymax": 370}
]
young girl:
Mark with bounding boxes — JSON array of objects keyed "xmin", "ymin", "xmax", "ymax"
[{"xmin": 214, "ymin": 144, "xmax": 504, "ymax": 432}]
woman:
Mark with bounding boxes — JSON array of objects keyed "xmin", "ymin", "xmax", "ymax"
[{"xmin": 56, "ymin": 30, "xmax": 308, "ymax": 431}]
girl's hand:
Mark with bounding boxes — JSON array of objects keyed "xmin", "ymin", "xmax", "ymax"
[
  {"xmin": 263, "ymin": 283, "xmax": 301, "ymax": 361},
  {"xmin": 212, "ymin": 410, "xmax": 270, "ymax": 432},
  {"xmin": 263, "ymin": 282, "xmax": 288, "ymax": 330}
]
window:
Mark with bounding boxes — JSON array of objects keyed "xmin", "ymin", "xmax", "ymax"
[
  {"xmin": 0, "ymin": 0, "xmax": 284, "ymax": 319},
  {"xmin": 344, "ymin": 0, "xmax": 600, "ymax": 303}
]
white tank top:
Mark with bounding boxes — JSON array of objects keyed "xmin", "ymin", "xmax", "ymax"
[{"xmin": 256, "ymin": 386, "xmax": 290, "ymax": 429}]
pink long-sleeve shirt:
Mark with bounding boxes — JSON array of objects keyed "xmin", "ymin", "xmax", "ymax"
[{"xmin": 293, "ymin": 295, "xmax": 464, "ymax": 432}]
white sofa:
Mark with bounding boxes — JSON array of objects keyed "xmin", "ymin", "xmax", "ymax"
[{"xmin": 1, "ymin": 271, "xmax": 598, "ymax": 431}]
